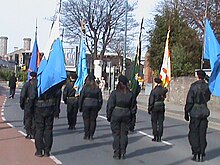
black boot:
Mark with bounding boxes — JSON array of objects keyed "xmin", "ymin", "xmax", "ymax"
[
  {"xmin": 152, "ymin": 136, "xmax": 157, "ymax": 142},
  {"xmin": 157, "ymin": 136, "xmax": 162, "ymax": 142},
  {"xmin": 191, "ymin": 154, "xmax": 197, "ymax": 161},
  {"xmin": 113, "ymin": 151, "xmax": 120, "ymax": 160}
]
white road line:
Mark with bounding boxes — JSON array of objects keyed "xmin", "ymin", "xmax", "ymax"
[
  {"xmin": 98, "ymin": 115, "xmax": 173, "ymax": 146},
  {"xmin": 50, "ymin": 156, "xmax": 63, "ymax": 165},
  {"xmin": 7, "ymin": 122, "xmax": 14, "ymax": 128}
]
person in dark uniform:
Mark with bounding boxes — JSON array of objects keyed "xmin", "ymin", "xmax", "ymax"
[
  {"xmin": 34, "ymin": 82, "xmax": 64, "ymax": 157},
  {"xmin": 63, "ymin": 73, "xmax": 78, "ymax": 130},
  {"xmin": 20, "ymin": 72, "xmax": 37, "ymax": 139},
  {"xmin": 78, "ymin": 73, "xmax": 103, "ymax": 140},
  {"xmin": 54, "ymin": 88, "xmax": 62, "ymax": 119},
  {"xmin": 130, "ymin": 80, "xmax": 141, "ymax": 132},
  {"xmin": 9, "ymin": 72, "xmax": 17, "ymax": 99},
  {"xmin": 184, "ymin": 70, "xmax": 211, "ymax": 162},
  {"xmin": 148, "ymin": 77, "xmax": 168, "ymax": 142},
  {"xmin": 106, "ymin": 75, "xmax": 137, "ymax": 159}
]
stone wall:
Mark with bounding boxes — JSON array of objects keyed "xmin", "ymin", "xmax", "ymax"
[{"xmin": 168, "ymin": 76, "xmax": 220, "ymax": 111}]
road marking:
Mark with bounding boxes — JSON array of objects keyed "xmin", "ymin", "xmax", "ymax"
[{"xmin": 98, "ymin": 115, "xmax": 173, "ymax": 146}]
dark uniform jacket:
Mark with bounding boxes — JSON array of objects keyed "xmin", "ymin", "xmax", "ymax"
[
  {"xmin": 148, "ymin": 85, "xmax": 168, "ymax": 113},
  {"xmin": 20, "ymin": 78, "xmax": 38, "ymax": 110},
  {"xmin": 9, "ymin": 75, "xmax": 17, "ymax": 88},
  {"xmin": 63, "ymin": 81, "xmax": 77, "ymax": 104},
  {"xmin": 106, "ymin": 90, "xmax": 137, "ymax": 121},
  {"xmin": 184, "ymin": 80, "xmax": 211, "ymax": 118},
  {"xmin": 20, "ymin": 81, "xmax": 30, "ymax": 110},
  {"xmin": 78, "ymin": 86, "xmax": 103, "ymax": 112}
]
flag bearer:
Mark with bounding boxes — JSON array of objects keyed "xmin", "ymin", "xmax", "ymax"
[
  {"xmin": 148, "ymin": 78, "xmax": 168, "ymax": 142},
  {"xmin": 106, "ymin": 75, "xmax": 137, "ymax": 160},
  {"xmin": 63, "ymin": 73, "xmax": 78, "ymax": 130}
]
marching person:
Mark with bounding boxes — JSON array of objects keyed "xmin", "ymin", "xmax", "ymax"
[
  {"xmin": 78, "ymin": 73, "xmax": 103, "ymax": 140},
  {"xmin": 106, "ymin": 75, "xmax": 137, "ymax": 159},
  {"xmin": 34, "ymin": 82, "xmax": 64, "ymax": 157},
  {"xmin": 130, "ymin": 80, "xmax": 141, "ymax": 132},
  {"xmin": 184, "ymin": 70, "xmax": 211, "ymax": 162},
  {"xmin": 63, "ymin": 73, "xmax": 78, "ymax": 130},
  {"xmin": 148, "ymin": 77, "xmax": 168, "ymax": 142},
  {"xmin": 9, "ymin": 72, "xmax": 17, "ymax": 99},
  {"xmin": 20, "ymin": 71, "xmax": 37, "ymax": 139}
]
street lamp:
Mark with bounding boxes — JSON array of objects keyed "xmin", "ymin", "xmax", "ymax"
[{"xmin": 123, "ymin": 0, "xmax": 128, "ymax": 76}]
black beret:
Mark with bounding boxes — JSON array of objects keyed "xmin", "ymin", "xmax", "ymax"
[
  {"xmin": 154, "ymin": 78, "xmax": 162, "ymax": 84},
  {"xmin": 70, "ymin": 73, "xmax": 77, "ymax": 80},
  {"xmin": 196, "ymin": 70, "xmax": 206, "ymax": 79},
  {"xmin": 30, "ymin": 72, "xmax": 37, "ymax": 77},
  {"xmin": 119, "ymin": 75, "xmax": 129, "ymax": 85},
  {"xmin": 88, "ymin": 73, "xmax": 96, "ymax": 81}
]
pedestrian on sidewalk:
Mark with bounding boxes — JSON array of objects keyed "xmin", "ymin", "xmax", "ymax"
[
  {"xmin": 184, "ymin": 70, "xmax": 211, "ymax": 162},
  {"xmin": 8, "ymin": 72, "xmax": 17, "ymax": 99},
  {"xmin": 106, "ymin": 75, "xmax": 137, "ymax": 160},
  {"xmin": 78, "ymin": 73, "xmax": 103, "ymax": 140},
  {"xmin": 148, "ymin": 77, "xmax": 168, "ymax": 142},
  {"xmin": 20, "ymin": 72, "xmax": 37, "ymax": 139},
  {"xmin": 63, "ymin": 73, "xmax": 78, "ymax": 130}
]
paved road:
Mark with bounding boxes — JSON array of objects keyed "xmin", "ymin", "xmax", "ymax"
[{"xmin": 1, "ymin": 86, "xmax": 220, "ymax": 165}]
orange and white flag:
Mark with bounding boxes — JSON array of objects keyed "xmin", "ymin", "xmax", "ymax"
[{"xmin": 160, "ymin": 28, "xmax": 171, "ymax": 87}]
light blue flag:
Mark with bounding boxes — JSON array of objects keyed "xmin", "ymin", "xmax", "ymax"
[
  {"xmin": 28, "ymin": 38, "xmax": 40, "ymax": 80},
  {"xmin": 204, "ymin": 19, "xmax": 220, "ymax": 70},
  {"xmin": 37, "ymin": 14, "xmax": 67, "ymax": 97},
  {"xmin": 74, "ymin": 33, "xmax": 88, "ymax": 95},
  {"xmin": 209, "ymin": 55, "xmax": 220, "ymax": 96}
]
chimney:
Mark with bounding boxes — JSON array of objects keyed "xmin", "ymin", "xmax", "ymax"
[
  {"xmin": 0, "ymin": 36, "xmax": 8, "ymax": 59},
  {"xmin": 23, "ymin": 38, "xmax": 31, "ymax": 51}
]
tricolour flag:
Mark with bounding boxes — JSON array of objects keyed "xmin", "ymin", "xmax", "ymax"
[
  {"xmin": 203, "ymin": 18, "xmax": 220, "ymax": 71},
  {"xmin": 130, "ymin": 18, "xmax": 143, "ymax": 98},
  {"xmin": 74, "ymin": 19, "xmax": 88, "ymax": 95},
  {"xmin": 28, "ymin": 25, "xmax": 41, "ymax": 80},
  {"xmin": 160, "ymin": 28, "xmax": 171, "ymax": 88},
  {"xmin": 37, "ymin": 13, "xmax": 67, "ymax": 96}
]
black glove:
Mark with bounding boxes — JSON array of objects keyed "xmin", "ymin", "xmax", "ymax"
[
  {"xmin": 148, "ymin": 111, "xmax": 151, "ymax": 115},
  {"xmin": 184, "ymin": 114, "xmax": 189, "ymax": 121},
  {"xmin": 107, "ymin": 117, "xmax": 111, "ymax": 122}
]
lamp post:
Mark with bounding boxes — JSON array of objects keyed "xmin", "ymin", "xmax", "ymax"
[
  {"xmin": 123, "ymin": 0, "xmax": 128, "ymax": 76},
  {"xmin": 201, "ymin": 0, "xmax": 209, "ymax": 69}
]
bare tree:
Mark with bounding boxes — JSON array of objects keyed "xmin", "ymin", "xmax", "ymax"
[
  {"xmin": 177, "ymin": 0, "xmax": 220, "ymax": 39},
  {"xmin": 61, "ymin": 0, "xmax": 138, "ymax": 60}
]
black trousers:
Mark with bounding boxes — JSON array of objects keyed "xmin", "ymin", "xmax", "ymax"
[
  {"xmin": 111, "ymin": 115, "xmax": 131, "ymax": 155},
  {"xmin": 188, "ymin": 118, "xmax": 208, "ymax": 156},
  {"xmin": 67, "ymin": 99, "xmax": 78, "ymax": 127},
  {"xmin": 24, "ymin": 108, "xmax": 35, "ymax": 136},
  {"xmin": 9, "ymin": 87, "xmax": 16, "ymax": 98},
  {"xmin": 82, "ymin": 107, "xmax": 99, "ymax": 137},
  {"xmin": 151, "ymin": 111, "xmax": 165, "ymax": 137},
  {"xmin": 35, "ymin": 106, "xmax": 54, "ymax": 153}
]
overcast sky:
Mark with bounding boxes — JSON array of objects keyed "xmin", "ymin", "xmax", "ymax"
[{"xmin": 0, "ymin": 0, "xmax": 160, "ymax": 53}]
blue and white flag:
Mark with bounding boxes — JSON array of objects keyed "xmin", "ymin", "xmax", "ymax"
[
  {"xmin": 74, "ymin": 32, "xmax": 88, "ymax": 95},
  {"xmin": 203, "ymin": 19, "xmax": 220, "ymax": 70},
  {"xmin": 37, "ymin": 13, "xmax": 67, "ymax": 97}
]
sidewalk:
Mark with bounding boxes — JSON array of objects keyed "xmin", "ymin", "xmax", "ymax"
[{"xmin": 137, "ymin": 90, "xmax": 220, "ymax": 131}]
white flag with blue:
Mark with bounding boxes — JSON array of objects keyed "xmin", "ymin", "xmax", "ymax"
[
  {"xmin": 74, "ymin": 33, "xmax": 88, "ymax": 95},
  {"xmin": 37, "ymin": 13, "xmax": 67, "ymax": 97}
]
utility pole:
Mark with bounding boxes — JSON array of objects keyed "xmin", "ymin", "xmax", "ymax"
[{"xmin": 123, "ymin": 0, "xmax": 128, "ymax": 75}]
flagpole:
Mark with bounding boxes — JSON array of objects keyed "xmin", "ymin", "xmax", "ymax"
[
  {"xmin": 123, "ymin": 0, "xmax": 128, "ymax": 75},
  {"xmin": 201, "ymin": 0, "xmax": 209, "ymax": 69}
]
